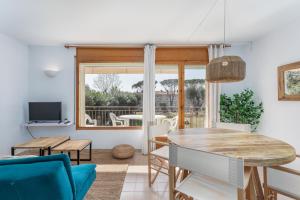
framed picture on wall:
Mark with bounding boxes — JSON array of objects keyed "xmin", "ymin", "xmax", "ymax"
[{"xmin": 278, "ymin": 61, "xmax": 300, "ymax": 100}]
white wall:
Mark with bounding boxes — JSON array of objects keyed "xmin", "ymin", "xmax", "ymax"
[
  {"xmin": 222, "ymin": 19, "xmax": 300, "ymax": 152},
  {"xmin": 246, "ymin": 19, "xmax": 300, "ymax": 151},
  {"xmin": 0, "ymin": 33, "xmax": 30, "ymax": 154},
  {"xmin": 28, "ymin": 46, "xmax": 143, "ymax": 149}
]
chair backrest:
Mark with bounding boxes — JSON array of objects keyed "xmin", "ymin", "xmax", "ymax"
[
  {"xmin": 109, "ymin": 113, "xmax": 117, "ymax": 126},
  {"xmin": 163, "ymin": 116, "xmax": 178, "ymax": 132},
  {"xmin": 148, "ymin": 122, "xmax": 170, "ymax": 140},
  {"xmin": 0, "ymin": 154, "xmax": 76, "ymax": 199},
  {"xmin": 85, "ymin": 114, "xmax": 93, "ymax": 124},
  {"xmin": 216, "ymin": 122, "xmax": 251, "ymax": 132},
  {"xmin": 170, "ymin": 143, "xmax": 245, "ymax": 189},
  {"xmin": 267, "ymin": 158, "xmax": 300, "ymax": 198},
  {"xmin": 169, "ymin": 116, "xmax": 178, "ymax": 131}
]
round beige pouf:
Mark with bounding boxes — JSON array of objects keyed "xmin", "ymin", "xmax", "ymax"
[{"xmin": 112, "ymin": 144, "xmax": 135, "ymax": 159}]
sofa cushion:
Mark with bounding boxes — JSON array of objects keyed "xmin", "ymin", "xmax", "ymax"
[
  {"xmin": 0, "ymin": 154, "xmax": 76, "ymax": 196},
  {"xmin": 0, "ymin": 160, "xmax": 73, "ymax": 200},
  {"xmin": 72, "ymin": 164, "xmax": 96, "ymax": 200}
]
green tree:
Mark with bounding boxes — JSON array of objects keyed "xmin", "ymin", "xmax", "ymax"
[
  {"xmin": 160, "ymin": 79, "xmax": 178, "ymax": 106},
  {"xmin": 132, "ymin": 81, "xmax": 144, "ymax": 93},
  {"xmin": 132, "ymin": 80, "xmax": 158, "ymax": 93},
  {"xmin": 93, "ymin": 74, "xmax": 121, "ymax": 93},
  {"xmin": 185, "ymin": 79, "xmax": 205, "ymax": 107}
]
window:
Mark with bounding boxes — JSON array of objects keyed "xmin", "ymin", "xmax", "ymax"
[
  {"xmin": 184, "ymin": 65, "xmax": 206, "ymax": 128},
  {"xmin": 76, "ymin": 47, "xmax": 209, "ymax": 130},
  {"xmin": 78, "ymin": 63, "xmax": 144, "ymax": 128},
  {"xmin": 155, "ymin": 64, "xmax": 179, "ymax": 131}
]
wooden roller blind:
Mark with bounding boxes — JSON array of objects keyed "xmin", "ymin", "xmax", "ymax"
[
  {"xmin": 76, "ymin": 47, "xmax": 208, "ymax": 64},
  {"xmin": 156, "ymin": 47, "xmax": 208, "ymax": 64},
  {"xmin": 76, "ymin": 48, "xmax": 144, "ymax": 63}
]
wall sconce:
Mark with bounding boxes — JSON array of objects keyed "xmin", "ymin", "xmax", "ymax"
[{"xmin": 44, "ymin": 66, "xmax": 61, "ymax": 77}]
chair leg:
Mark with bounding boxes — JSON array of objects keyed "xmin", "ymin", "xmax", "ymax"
[
  {"xmin": 150, "ymin": 161, "xmax": 163, "ymax": 185},
  {"xmin": 237, "ymin": 189, "xmax": 246, "ymax": 200},
  {"xmin": 263, "ymin": 167, "xmax": 269, "ymax": 200},
  {"xmin": 148, "ymin": 153, "xmax": 152, "ymax": 187},
  {"xmin": 175, "ymin": 168, "xmax": 181, "ymax": 181}
]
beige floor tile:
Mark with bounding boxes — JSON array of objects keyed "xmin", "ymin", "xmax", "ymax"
[
  {"xmin": 122, "ymin": 182, "xmax": 136, "ymax": 192},
  {"xmin": 134, "ymin": 181, "xmax": 151, "ymax": 192},
  {"xmin": 120, "ymin": 192, "xmax": 134, "ymax": 200},
  {"xmin": 158, "ymin": 192, "xmax": 169, "ymax": 200},
  {"xmin": 124, "ymin": 174, "xmax": 137, "ymax": 183},
  {"xmin": 133, "ymin": 191, "xmax": 160, "ymax": 200}
]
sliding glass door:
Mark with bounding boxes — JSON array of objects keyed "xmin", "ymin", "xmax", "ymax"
[
  {"xmin": 155, "ymin": 64, "xmax": 179, "ymax": 130},
  {"xmin": 184, "ymin": 65, "xmax": 206, "ymax": 128},
  {"xmin": 154, "ymin": 63, "xmax": 206, "ymax": 130}
]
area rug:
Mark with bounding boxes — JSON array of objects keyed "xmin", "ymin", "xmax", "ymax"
[{"xmin": 86, "ymin": 164, "xmax": 128, "ymax": 200}]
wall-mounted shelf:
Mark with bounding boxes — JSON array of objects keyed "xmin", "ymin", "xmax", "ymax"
[{"xmin": 24, "ymin": 122, "xmax": 73, "ymax": 127}]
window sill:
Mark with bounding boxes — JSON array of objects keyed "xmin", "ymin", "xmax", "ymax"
[{"xmin": 76, "ymin": 126, "xmax": 143, "ymax": 130}]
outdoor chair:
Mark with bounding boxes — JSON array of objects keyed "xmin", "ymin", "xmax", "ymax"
[
  {"xmin": 85, "ymin": 114, "xmax": 97, "ymax": 126},
  {"xmin": 109, "ymin": 113, "xmax": 129, "ymax": 127},
  {"xmin": 162, "ymin": 116, "xmax": 178, "ymax": 132}
]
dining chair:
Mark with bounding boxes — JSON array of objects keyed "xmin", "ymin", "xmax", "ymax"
[
  {"xmin": 216, "ymin": 122, "xmax": 251, "ymax": 132},
  {"xmin": 169, "ymin": 143, "xmax": 252, "ymax": 200},
  {"xmin": 147, "ymin": 122, "xmax": 170, "ymax": 187},
  {"xmin": 264, "ymin": 154, "xmax": 300, "ymax": 200},
  {"xmin": 109, "ymin": 113, "xmax": 129, "ymax": 127}
]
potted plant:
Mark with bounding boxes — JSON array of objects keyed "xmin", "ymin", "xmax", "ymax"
[{"xmin": 219, "ymin": 89, "xmax": 264, "ymax": 132}]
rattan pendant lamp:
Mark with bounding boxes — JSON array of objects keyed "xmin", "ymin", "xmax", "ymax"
[{"xmin": 206, "ymin": 0, "xmax": 246, "ymax": 83}]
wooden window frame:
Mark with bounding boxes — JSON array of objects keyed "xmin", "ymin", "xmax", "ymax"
[
  {"xmin": 278, "ymin": 61, "xmax": 300, "ymax": 101},
  {"xmin": 76, "ymin": 47, "xmax": 208, "ymax": 130}
]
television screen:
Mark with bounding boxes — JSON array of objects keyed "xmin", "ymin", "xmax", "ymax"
[{"xmin": 29, "ymin": 102, "xmax": 62, "ymax": 122}]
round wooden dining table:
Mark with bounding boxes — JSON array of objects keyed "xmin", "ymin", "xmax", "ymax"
[{"xmin": 168, "ymin": 128, "xmax": 296, "ymax": 200}]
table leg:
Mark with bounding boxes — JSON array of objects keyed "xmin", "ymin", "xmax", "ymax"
[
  {"xmin": 48, "ymin": 147, "xmax": 51, "ymax": 155},
  {"xmin": 68, "ymin": 151, "xmax": 71, "ymax": 159},
  {"xmin": 89, "ymin": 143, "xmax": 92, "ymax": 161},
  {"xmin": 253, "ymin": 167, "xmax": 264, "ymax": 200},
  {"xmin": 11, "ymin": 147, "xmax": 15, "ymax": 156},
  {"xmin": 169, "ymin": 165, "xmax": 175, "ymax": 200},
  {"xmin": 77, "ymin": 150, "xmax": 80, "ymax": 165},
  {"xmin": 249, "ymin": 175, "xmax": 256, "ymax": 200},
  {"xmin": 41, "ymin": 149, "xmax": 45, "ymax": 156}
]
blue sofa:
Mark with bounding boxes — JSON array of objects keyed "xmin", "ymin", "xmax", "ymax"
[{"xmin": 0, "ymin": 154, "xmax": 96, "ymax": 200}]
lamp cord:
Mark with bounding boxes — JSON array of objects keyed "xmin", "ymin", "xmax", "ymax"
[
  {"xmin": 186, "ymin": 0, "xmax": 219, "ymax": 42},
  {"xmin": 223, "ymin": 0, "xmax": 226, "ymax": 45}
]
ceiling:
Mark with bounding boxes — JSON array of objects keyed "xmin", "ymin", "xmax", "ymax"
[{"xmin": 0, "ymin": 0, "xmax": 299, "ymax": 45}]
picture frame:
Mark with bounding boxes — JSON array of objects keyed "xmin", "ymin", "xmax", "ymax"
[{"xmin": 278, "ymin": 61, "xmax": 300, "ymax": 101}]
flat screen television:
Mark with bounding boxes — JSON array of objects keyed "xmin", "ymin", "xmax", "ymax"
[{"xmin": 29, "ymin": 102, "xmax": 62, "ymax": 122}]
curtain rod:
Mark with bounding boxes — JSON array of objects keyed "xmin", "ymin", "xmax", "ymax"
[{"xmin": 64, "ymin": 43, "xmax": 231, "ymax": 48}]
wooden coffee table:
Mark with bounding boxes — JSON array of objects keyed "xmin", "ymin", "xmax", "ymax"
[
  {"xmin": 53, "ymin": 140, "xmax": 92, "ymax": 165},
  {"xmin": 11, "ymin": 136, "xmax": 70, "ymax": 156}
]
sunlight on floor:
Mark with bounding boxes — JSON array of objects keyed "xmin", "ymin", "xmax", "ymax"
[
  {"xmin": 126, "ymin": 165, "xmax": 149, "ymax": 174},
  {"xmin": 120, "ymin": 164, "xmax": 169, "ymax": 200},
  {"xmin": 95, "ymin": 164, "xmax": 128, "ymax": 173}
]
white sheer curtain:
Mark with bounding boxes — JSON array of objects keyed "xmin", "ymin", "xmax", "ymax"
[
  {"xmin": 206, "ymin": 44, "xmax": 224, "ymax": 128},
  {"xmin": 142, "ymin": 44, "xmax": 156, "ymax": 154}
]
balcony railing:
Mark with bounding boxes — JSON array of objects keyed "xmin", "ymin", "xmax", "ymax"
[{"xmin": 85, "ymin": 106, "xmax": 205, "ymax": 128}]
